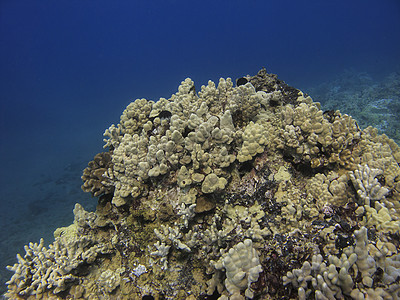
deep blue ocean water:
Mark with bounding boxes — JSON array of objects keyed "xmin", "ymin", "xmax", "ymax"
[{"xmin": 0, "ymin": 0, "xmax": 399, "ymax": 294}]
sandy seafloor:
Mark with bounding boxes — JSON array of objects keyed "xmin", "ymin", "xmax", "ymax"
[{"xmin": 0, "ymin": 68, "xmax": 399, "ymax": 295}]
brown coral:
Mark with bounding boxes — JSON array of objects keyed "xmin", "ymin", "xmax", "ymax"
[{"xmin": 81, "ymin": 152, "xmax": 114, "ymax": 197}]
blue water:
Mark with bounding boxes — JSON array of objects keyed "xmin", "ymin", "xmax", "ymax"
[{"xmin": 0, "ymin": 0, "xmax": 399, "ymax": 293}]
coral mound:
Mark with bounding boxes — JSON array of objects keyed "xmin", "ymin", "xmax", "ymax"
[{"xmin": 5, "ymin": 69, "xmax": 400, "ymax": 299}]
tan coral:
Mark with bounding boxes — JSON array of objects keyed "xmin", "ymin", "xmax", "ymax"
[
  {"xmin": 120, "ymin": 98, "xmax": 154, "ymax": 135},
  {"xmin": 277, "ymin": 100, "xmax": 361, "ymax": 168},
  {"xmin": 237, "ymin": 121, "xmax": 269, "ymax": 162},
  {"xmin": 201, "ymin": 173, "xmax": 228, "ymax": 194},
  {"xmin": 6, "ymin": 221, "xmax": 112, "ymax": 298}
]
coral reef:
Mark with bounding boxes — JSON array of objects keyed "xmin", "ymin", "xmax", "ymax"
[{"xmin": 5, "ymin": 69, "xmax": 400, "ymax": 299}]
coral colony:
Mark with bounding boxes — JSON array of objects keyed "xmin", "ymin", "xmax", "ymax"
[{"xmin": 6, "ymin": 69, "xmax": 400, "ymax": 299}]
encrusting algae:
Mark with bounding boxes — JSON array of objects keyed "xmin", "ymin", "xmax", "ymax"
[{"xmin": 5, "ymin": 69, "xmax": 400, "ymax": 299}]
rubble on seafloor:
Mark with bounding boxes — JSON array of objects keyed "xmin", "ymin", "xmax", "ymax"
[{"xmin": 5, "ymin": 68, "xmax": 400, "ymax": 299}]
